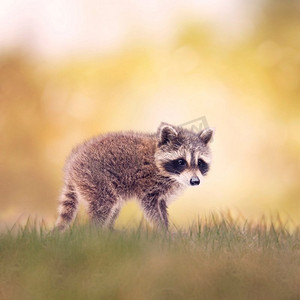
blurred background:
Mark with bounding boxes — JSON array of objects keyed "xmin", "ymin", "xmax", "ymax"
[{"xmin": 0, "ymin": 0, "xmax": 300, "ymax": 229}]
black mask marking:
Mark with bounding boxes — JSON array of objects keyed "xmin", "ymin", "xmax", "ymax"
[
  {"xmin": 162, "ymin": 158, "xmax": 187, "ymax": 174},
  {"xmin": 198, "ymin": 159, "xmax": 209, "ymax": 175}
]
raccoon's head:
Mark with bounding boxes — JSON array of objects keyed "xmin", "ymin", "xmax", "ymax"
[{"xmin": 155, "ymin": 122, "xmax": 214, "ymax": 187}]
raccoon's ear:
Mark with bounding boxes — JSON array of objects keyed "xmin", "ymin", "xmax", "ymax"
[
  {"xmin": 199, "ymin": 128, "xmax": 214, "ymax": 144},
  {"xmin": 157, "ymin": 122, "xmax": 178, "ymax": 146}
]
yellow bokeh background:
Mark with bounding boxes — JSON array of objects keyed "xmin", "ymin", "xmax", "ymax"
[{"xmin": 1, "ymin": 0, "xmax": 300, "ymax": 228}]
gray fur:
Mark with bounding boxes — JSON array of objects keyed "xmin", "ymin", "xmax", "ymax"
[{"xmin": 55, "ymin": 123, "xmax": 214, "ymax": 231}]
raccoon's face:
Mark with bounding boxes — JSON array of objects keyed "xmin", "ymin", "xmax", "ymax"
[{"xmin": 155, "ymin": 122, "xmax": 214, "ymax": 187}]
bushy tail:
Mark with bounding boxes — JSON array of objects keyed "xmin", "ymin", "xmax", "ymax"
[{"xmin": 54, "ymin": 183, "xmax": 79, "ymax": 231}]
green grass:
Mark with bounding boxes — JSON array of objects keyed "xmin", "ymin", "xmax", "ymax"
[{"xmin": 0, "ymin": 215, "xmax": 300, "ymax": 300}]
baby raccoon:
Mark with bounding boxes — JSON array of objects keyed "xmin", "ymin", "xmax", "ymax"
[{"xmin": 55, "ymin": 122, "xmax": 214, "ymax": 231}]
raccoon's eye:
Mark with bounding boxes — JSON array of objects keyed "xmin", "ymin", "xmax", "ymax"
[
  {"xmin": 162, "ymin": 158, "xmax": 187, "ymax": 174},
  {"xmin": 198, "ymin": 159, "xmax": 209, "ymax": 175},
  {"xmin": 177, "ymin": 159, "xmax": 186, "ymax": 166}
]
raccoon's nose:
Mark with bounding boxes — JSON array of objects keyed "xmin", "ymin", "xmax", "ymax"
[{"xmin": 190, "ymin": 176, "xmax": 200, "ymax": 186}]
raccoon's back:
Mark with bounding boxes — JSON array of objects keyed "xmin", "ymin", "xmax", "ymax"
[{"xmin": 64, "ymin": 131, "xmax": 157, "ymax": 188}]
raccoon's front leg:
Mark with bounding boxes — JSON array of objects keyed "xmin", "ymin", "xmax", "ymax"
[{"xmin": 141, "ymin": 193, "xmax": 169, "ymax": 230}]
